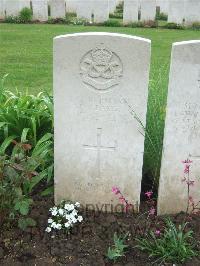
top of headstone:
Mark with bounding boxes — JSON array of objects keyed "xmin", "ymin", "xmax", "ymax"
[
  {"xmin": 54, "ymin": 32, "xmax": 151, "ymax": 44},
  {"xmin": 173, "ymin": 40, "xmax": 200, "ymax": 46}
]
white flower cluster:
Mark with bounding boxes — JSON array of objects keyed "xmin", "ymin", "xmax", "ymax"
[{"xmin": 45, "ymin": 201, "xmax": 83, "ymax": 233}]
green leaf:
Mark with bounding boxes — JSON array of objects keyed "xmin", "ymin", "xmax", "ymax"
[
  {"xmin": 18, "ymin": 217, "xmax": 36, "ymax": 231},
  {"xmin": 41, "ymin": 186, "xmax": 54, "ymax": 196}
]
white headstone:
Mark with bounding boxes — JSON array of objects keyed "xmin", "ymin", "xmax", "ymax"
[
  {"xmin": 156, "ymin": 0, "xmax": 169, "ymax": 14},
  {"xmin": 65, "ymin": 0, "xmax": 77, "ymax": 13},
  {"xmin": 123, "ymin": 0, "xmax": 139, "ymax": 24},
  {"xmin": 93, "ymin": 0, "xmax": 109, "ymax": 23},
  {"xmin": 184, "ymin": 0, "xmax": 200, "ymax": 25},
  {"xmin": 50, "ymin": 0, "xmax": 65, "ymax": 18},
  {"xmin": 158, "ymin": 40, "xmax": 200, "ymax": 215},
  {"xmin": 140, "ymin": 0, "xmax": 156, "ymax": 21},
  {"xmin": 109, "ymin": 0, "xmax": 117, "ymax": 13},
  {"xmin": 76, "ymin": 0, "xmax": 93, "ymax": 21},
  {"xmin": 54, "ymin": 32, "xmax": 151, "ymax": 211},
  {"xmin": 0, "ymin": 0, "xmax": 5, "ymax": 19},
  {"xmin": 167, "ymin": 0, "xmax": 185, "ymax": 24},
  {"xmin": 5, "ymin": 0, "xmax": 30, "ymax": 17},
  {"xmin": 32, "ymin": 0, "xmax": 48, "ymax": 21}
]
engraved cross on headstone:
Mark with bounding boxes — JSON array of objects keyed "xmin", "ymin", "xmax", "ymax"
[{"xmin": 83, "ymin": 128, "xmax": 117, "ymax": 179}]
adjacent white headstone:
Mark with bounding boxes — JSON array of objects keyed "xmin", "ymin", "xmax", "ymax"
[
  {"xmin": 140, "ymin": 0, "xmax": 156, "ymax": 21},
  {"xmin": 50, "ymin": 0, "xmax": 65, "ymax": 18},
  {"xmin": 109, "ymin": 0, "xmax": 117, "ymax": 13},
  {"xmin": 156, "ymin": 0, "xmax": 169, "ymax": 14},
  {"xmin": 54, "ymin": 32, "xmax": 151, "ymax": 211},
  {"xmin": 158, "ymin": 40, "xmax": 200, "ymax": 215},
  {"xmin": 65, "ymin": 0, "xmax": 77, "ymax": 13},
  {"xmin": 184, "ymin": 0, "xmax": 200, "ymax": 25},
  {"xmin": 93, "ymin": 0, "xmax": 109, "ymax": 23},
  {"xmin": 5, "ymin": 0, "xmax": 30, "ymax": 17},
  {"xmin": 32, "ymin": 0, "xmax": 48, "ymax": 21},
  {"xmin": 0, "ymin": 0, "xmax": 5, "ymax": 19},
  {"xmin": 168, "ymin": 0, "xmax": 185, "ymax": 24},
  {"xmin": 76, "ymin": 0, "xmax": 92, "ymax": 21},
  {"xmin": 123, "ymin": 0, "xmax": 139, "ymax": 24}
]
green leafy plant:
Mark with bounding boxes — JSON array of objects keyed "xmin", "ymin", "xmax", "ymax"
[
  {"xmin": 164, "ymin": 22, "xmax": 185, "ymax": 29},
  {"xmin": 191, "ymin": 22, "xmax": 200, "ymax": 30},
  {"xmin": 19, "ymin": 7, "xmax": 32, "ymax": 23},
  {"xmin": 4, "ymin": 15, "xmax": 19, "ymax": 23},
  {"xmin": 104, "ymin": 19, "xmax": 121, "ymax": 27},
  {"xmin": 107, "ymin": 232, "xmax": 129, "ymax": 262},
  {"xmin": 0, "ymin": 75, "xmax": 53, "ymax": 147},
  {"xmin": 0, "ymin": 131, "xmax": 53, "ymax": 230},
  {"xmin": 136, "ymin": 218, "xmax": 198, "ymax": 265}
]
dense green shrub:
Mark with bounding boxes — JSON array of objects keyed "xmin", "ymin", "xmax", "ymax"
[
  {"xmin": 104, "ymin": 19, "xmax": 121, "ymax": 27},
  {"xmin": 48, "ymin": 17, "xmax": 69, "ymax": 24},
  {"xmin": 164, "ymin": 22, "xmax": 185, "ymax": 29},
  {"xmin": 156, "ymin": 12, "xmax": 168, "ymax": 21},
  {"xmin": 191, "ymin": 22, "xmax": 200, "ymax": 30},
  {"xmin": 4, "ymin": 15, "xmax": 19, "ymax": 23},
  {"xmin": 19, "ymin": 7, "xmax": 32, "ymax": 23}
]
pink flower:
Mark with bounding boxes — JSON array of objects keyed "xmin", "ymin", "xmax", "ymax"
[
  {"xmin": 186, "ymin": 180, "xmax": 195, "ymax": 186},
  {"xmin": 145, "ymin": 191, "xmax": 153, "ymax": 199},
  {"xmin": 155, "ymin": 229, "xmax": 161, "ymax": 236},
  {"xmin": 182, "ymin": 159, "xmax": 193, "ymax": 164},
  {"xmin": 119, "ymin": 196, "xmax": 126, "ymax": 204},
  {"xmin": 184, "ymin": 164, "xmax": 190, "ymax": 174},
  {"xmin": 149, "ymin": 207, "xmax": 156, "ymax": 216},
  {"xmin": 112, "ymin": 186, "xmax": 120, "ymax": 195}
]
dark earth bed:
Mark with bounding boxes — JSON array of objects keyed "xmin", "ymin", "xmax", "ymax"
[{"xmin": 0, "ymin": 194, "xmax": 200, "ymax": 266}]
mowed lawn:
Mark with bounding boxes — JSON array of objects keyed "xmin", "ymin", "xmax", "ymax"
[
  {"xmin": 0, "ymin": 23, "xmax": 199, "ymax": 184},
  {"xmin": 0, "ymin": 23, "xmax": 199, "ymax": 93}
]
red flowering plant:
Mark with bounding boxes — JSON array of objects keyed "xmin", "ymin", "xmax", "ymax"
[
  {"xmin": 182, "ymin": 159, "xmax": 200, "ymax": 216},
  {"xmin": 111, "ymin": 186, "xmax": 134, "ymax": 213}
]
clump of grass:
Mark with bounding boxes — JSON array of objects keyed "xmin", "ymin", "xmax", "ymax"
[{"xmin": 136, "ymin": 218, "xmax": 199, "ymax": 265}]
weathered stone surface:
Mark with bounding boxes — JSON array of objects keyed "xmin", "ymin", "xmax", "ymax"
[
  {"xmin": 5, "ymin": 0, "xmax": 30, "ymax": 17},
  {"xmin": 76, "ymin": 0, "xmax": 93, "ymax": 21},
  {"xmin": 123, "ymin": 0, "xmax": 139, "ymax": 24},
  {"xmin": 54, "ymin": 32, "xmax": 150, "ymax": 211},
  {"xmin": 158, "ymin": 40, "xmax": 200, "ymax": 215},
  {"xmin": 50, "ymin": 0, "xmax": 65, "ymax": 18},
  {"xmin": 140, "ymin": 0, "xmax": 156, "ymax": 21},
  {"xmin": 184, "ymin": 0, "xmax": 200, "ymax": 25},
  {"xmin": 65, "ymin": 0, "xmax": 77, "ymax": 13},
  {"xmin": 167, "ymin": 0, "xmax": 185, "ymax": 24},
  {"xmin": 0, "ymin": 0, "xmax": 5, "ymax": 19},
  {"xmin": 93, "ymin": 0, "xmax": 109, "ymax": 23},
  {"xmin": 32, "ymin": 0, "xmax": 48, "ymax": 21},
  {"xmin": 156, "ymin": 0, "xmax": 169, "ymax": 14}
]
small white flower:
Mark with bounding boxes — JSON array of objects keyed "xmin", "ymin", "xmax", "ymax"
[
  {"xmin": 56, "ymin": 223, "xmax": 62, "ymax": 230},
  {"xmin": 51, "ymin": 222, "xmax": 57, "ymax": 229},
  {"xmin": 48, "ymin": 218, "xmax": 53, "ymax": 224},
  {"xmin": 52, "ymin": 209, "xmax": 58, "ymax": 216},
  {"xmin": 45, "ymin": 227, "xmax": 51, "ymax": 233},
  {"xmin": 68, "ymin": 204, "xmax": 75, "ymax": 211},
  {"xmin": 71, "ymin": 209, "xmax": 78, "ymax": 216},
  {"xmin": 75, "ymin": 202, "xmax": 80, "ymax": 207},
  {"xmin": 58, "ymin": 208, "xmax": 64, "ymax": 215},
  {"xmin": 77, "ymin": 216, "xmax": 83, "ymax": 222},
  {"xmin": 64, "ymin": 203, "xmax": 71, "ymax": 210},
  {"xmin": 64, "ymin": 222, "xmax": 71, "ymax": 228},
  {"xmin": 71, "ymin": 217, "xmax": 77, "ymax": 224}
]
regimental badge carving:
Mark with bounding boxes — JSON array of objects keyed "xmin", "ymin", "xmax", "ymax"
[{"xmin": 80, "ymin": 44, "xmax": 123, "ymax": 91}]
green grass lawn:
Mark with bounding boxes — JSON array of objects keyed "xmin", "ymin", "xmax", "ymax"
[{"xmin": 0, "ymin": 23, "xmax": 199, "ymax": 186}]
